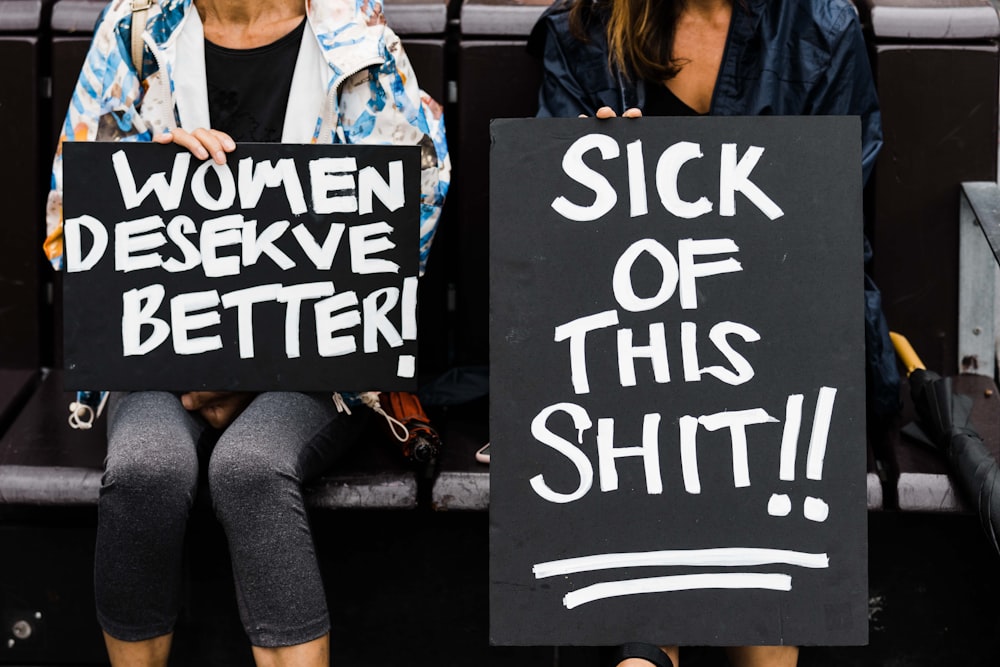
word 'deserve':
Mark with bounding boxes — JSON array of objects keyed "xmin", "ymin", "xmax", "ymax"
[{"xmin": 64, "ymin": 215, "xmax": 400, "ymax": 277}]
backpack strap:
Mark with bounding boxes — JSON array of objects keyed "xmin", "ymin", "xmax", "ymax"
[{"xmin": 130, "ymin": 0, "xmax": 154, "ymax": 76}]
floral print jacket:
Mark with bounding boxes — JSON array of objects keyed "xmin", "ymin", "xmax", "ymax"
[
  {"xmin": 47, "ymin": 0, "xmax": 450, "ymax": 422},
  {"xmin": 46, "ymin": 0, "xmax": 449, "ymax": 275}
]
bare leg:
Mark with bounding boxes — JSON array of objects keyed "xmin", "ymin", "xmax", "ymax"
[
  {"xmin": 725, "ymin": 645, "xmax": 799, "ymax": 667},
  {"xmin": 616, "ymin": 646, "xmax": 680, "ymax": 666},
  {"xmin": 103, "ymin": 632, "xmax": 172, "ymax": 667},
  {"xmin": 251, "ymin": 634, "xmax": 329, "ymax": 667}
]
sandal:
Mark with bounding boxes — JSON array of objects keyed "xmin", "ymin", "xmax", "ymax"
[{"xmin": 611, "ymin": 643, "xmax": 674, "ymax": 667}]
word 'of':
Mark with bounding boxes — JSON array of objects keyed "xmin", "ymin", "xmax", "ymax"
[
  {"xmin": 528, "ymin": 387, "xmax": 836, "ymax": 523},
  {"xmin": 121, "ymin": 278, "xmax": 417, "ymax": 360},
  {"xmin": 551, "ymin": 135, "xmax": 784, "ymax": 222}
]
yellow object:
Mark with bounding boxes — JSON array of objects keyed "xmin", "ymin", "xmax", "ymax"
[
  {"xmin": 889, "ymin": 331, "xmax": 926, "ymax": 375},
  {"xmin": 43, "ymin": 227, "xmax": 63, "ymax": 264}
]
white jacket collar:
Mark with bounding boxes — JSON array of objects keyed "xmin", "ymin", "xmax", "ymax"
[
  {"xmin": 146, "ymin": 0, "xmax": 386, "ymax": 140},
  {"xmin": 172, "ymin": 10, "xmax": 326, "ymax": 142}
]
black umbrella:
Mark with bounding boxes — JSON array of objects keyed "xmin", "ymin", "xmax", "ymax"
[{"xmin": 891, "ymin": 332, "xmax": 1000, "ymax": 555}]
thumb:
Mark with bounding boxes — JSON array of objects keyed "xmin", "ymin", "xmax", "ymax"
[{"xmin": 180, "ymin": 391, "xmax": 216, "ymax": 410}]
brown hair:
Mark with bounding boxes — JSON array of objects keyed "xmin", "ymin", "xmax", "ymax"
[{"xmin": 569, "ymin": 0, "xmax": 685, "ymax": 82}]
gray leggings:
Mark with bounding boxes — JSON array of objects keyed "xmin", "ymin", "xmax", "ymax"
[{"xmin": 97, "ymin": 391, "xmax": 365, "ymax": 647}]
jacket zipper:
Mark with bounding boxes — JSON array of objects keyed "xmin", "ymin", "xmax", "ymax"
[
  {"xmin": 140, "ymin": 31, "xmax": 178, "ymax": 133},
  {"xmin": 321, "ymin": 57, "xmax": 385, "ymax": 142}
]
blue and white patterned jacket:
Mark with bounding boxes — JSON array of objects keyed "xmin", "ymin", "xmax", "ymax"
[
  {"xmin": 46, "ymin": 0, "xmax": 449, "ymax": 273},
  {"xmin": 46, "ymin": 0, "xmax": 450, "ymax": 423}
]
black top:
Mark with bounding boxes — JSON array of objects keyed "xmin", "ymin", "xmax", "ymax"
[
  {"xmin": 643, "ymin": 82, "xmax": 701, "ymax": 116},
  {"xmin": 205, "ymin": 18, "xmax": 306, "ymax": 142}
]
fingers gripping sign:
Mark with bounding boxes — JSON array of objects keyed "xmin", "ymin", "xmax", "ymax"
[
  {"xmin": 580, "ymin": 106, "xmax": 644, "ymax": 119},
  {"xmin": 154, "ymin": 127, "xmax": 237, "ymax": 165}
]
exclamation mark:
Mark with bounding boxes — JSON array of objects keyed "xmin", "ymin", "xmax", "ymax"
[
  {"xmin": 767, "ymin": 387, "xmax": 836, "ymax": 521},
  {"xmin": 803, "ymin": 386, "xmax": 836, "ymax": 522},
  {"xmin": 767, "ymin": 394, "xmax": 803, "ymax": 517},
  {"xmin": 397, "ymin": 276, "xmax": 418, "ymax": 379}
]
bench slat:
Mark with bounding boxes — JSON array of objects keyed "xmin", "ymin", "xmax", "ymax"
[{"xmin": 0, "ymin": 465, "xmax": 102, "ymax": 506}]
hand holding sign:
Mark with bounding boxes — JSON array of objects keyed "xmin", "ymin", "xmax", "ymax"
[
  {"xmin": 591, "ymin": 107, "xmax": 643, "ymax": 119},
  {"xmin": 153, "ymin": 127, "xmax": 237, "ymax": 165}
]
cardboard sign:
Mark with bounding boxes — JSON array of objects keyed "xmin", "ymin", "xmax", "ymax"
[
  {"xmin": 62, "ymin": 142, "xmax": 420, "ymax": 392},
  {"xmin": 489, "ymin": 117, "xmax": 867, "ymax": 646}
]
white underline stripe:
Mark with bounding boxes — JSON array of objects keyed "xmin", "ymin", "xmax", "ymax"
[
  {"xmin": 534, "ymin": 548, "xmax": 828, "ymax": 579},
  {"xmin": 563, "ymin": 573, "xmax": 793, "ymax": 609}
]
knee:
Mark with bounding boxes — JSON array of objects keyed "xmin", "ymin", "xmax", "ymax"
[
  {"xmin": 103, "ymin": 391, "xmax": 200, "ymax": 503},
  {"xmin": 208, "ymin": 441, "xmax": 298, "ymax": 512},
  {"xmin": 102, "ymin": 446, "xmax": 198, "ymax": 507}
]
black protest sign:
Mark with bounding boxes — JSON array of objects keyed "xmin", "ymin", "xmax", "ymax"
[
  {"xmin": 62, "ymin": 142, "xmax": 420, "ymax": 392},
  {"xmin": 489, "ymin": 117, "xmax": 867, "ymax": 646}
]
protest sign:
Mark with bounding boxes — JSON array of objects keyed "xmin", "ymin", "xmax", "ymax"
[
  {"xmin": 489, "ymin": 117, "xmax": 867, "ymax": 646},
  {"xmin": 62, "ymin": 142, "xmax": 420, "ymax": 392}
]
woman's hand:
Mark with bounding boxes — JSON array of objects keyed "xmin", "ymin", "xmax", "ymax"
[
  {"xmin": 153, "ymin": 127, "xmax": 236, "ymax": 165},
  {"xmin": 581, "ymin": 106, "xmax": 643, "ymax": 119},
  {"xmin": 180, "ymin": 391, "xmax": 255, "ymax": 430}
]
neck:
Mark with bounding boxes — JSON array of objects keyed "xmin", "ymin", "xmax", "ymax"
[
  {"xmin": 681, "ymin": 0, "xmax": 733, "ymax": 19},
  {"xmin": 196, "ymin": 0, "xmax": 303, "ymax": 25}
]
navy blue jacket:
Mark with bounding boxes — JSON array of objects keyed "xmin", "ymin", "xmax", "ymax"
[
  {"xmin": 528, "ymin": 0, "xmax": 899, "ymax": 417},
  {"xmin": 529, "ymin": 0, "xmax": 882, "ymax": 186}
]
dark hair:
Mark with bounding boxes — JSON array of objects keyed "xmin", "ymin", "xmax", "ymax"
[{"xmin": 569, "ymin": 0, "xmax": 685, "ymax": 81}]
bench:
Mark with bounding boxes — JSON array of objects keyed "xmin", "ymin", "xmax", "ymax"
[
  {"xmin": 2, "ymin": 0, "xmax": 999, "ymax": 514},
  {"xmin": 3, "ymin": 0, "xmax": 1000, "ymax": 662},
  {"xmin": 0, "ymin": 0, "xmax": 997, "ymax": 520}
]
